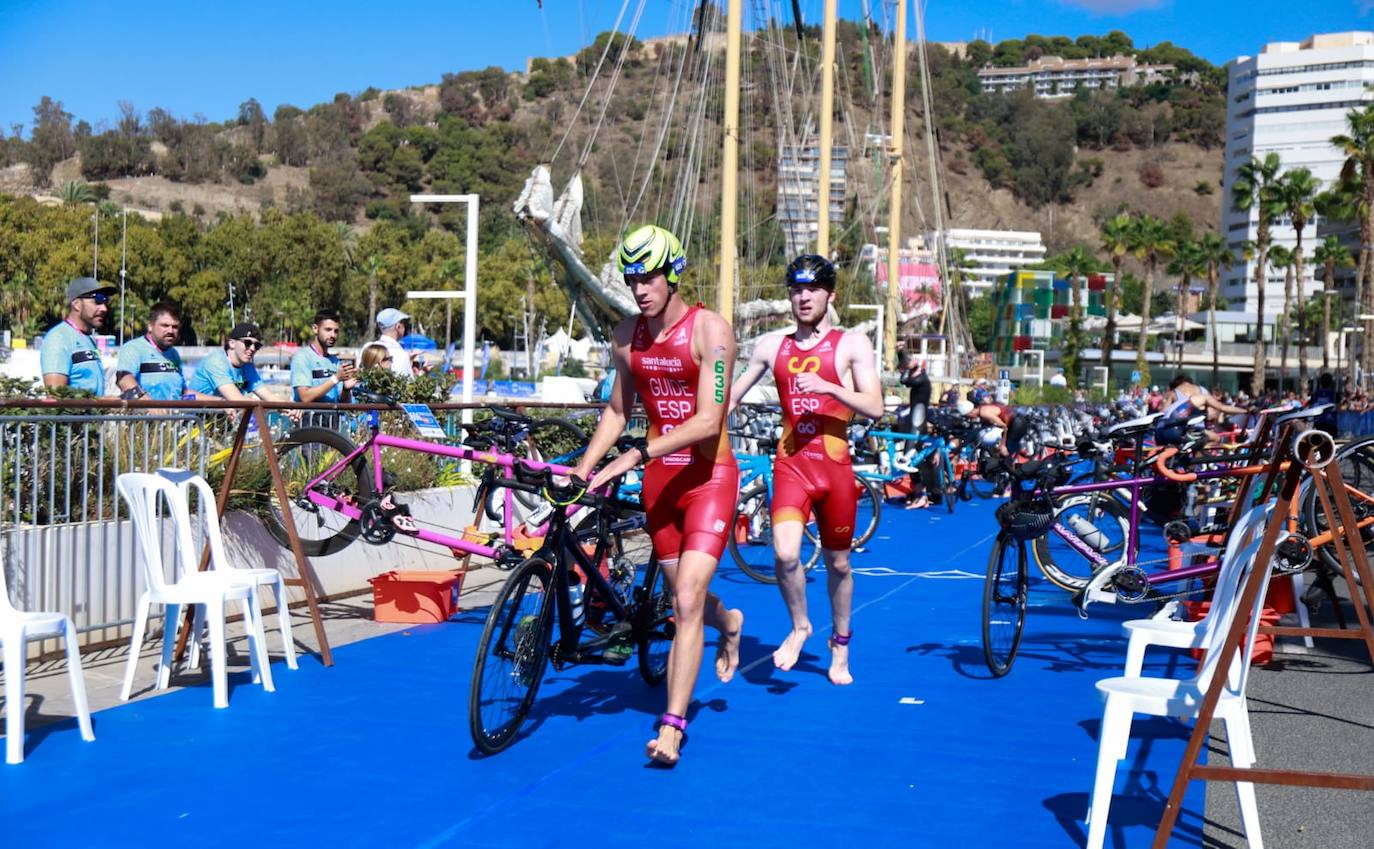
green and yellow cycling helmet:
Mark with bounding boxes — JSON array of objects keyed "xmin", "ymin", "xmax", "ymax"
[{"xmin": 617, "ymin": 224, "xmax": 686, "ymax": 286}]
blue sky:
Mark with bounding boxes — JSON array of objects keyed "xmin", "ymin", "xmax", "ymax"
[{"xmin": 1, "ymin": 0, "xmax": 1369, "ymax": 133}]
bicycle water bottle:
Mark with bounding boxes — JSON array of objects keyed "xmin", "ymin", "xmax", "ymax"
[
  {"xmin": 1065, "ymin": 512, "xmax": 1110, "ymax": 552},
  {"xmin": 568, "ymin": 576, "xmax": 585, "ymax": 627}
]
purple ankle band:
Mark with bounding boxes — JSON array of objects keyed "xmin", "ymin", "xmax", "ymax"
[
  {"xmin": 659, "ymin": 713, "xmax": 688, "ymax": 732},
  {"xmin": 831, "ymin": 631, "xmax": 852, "ymax": 646}
]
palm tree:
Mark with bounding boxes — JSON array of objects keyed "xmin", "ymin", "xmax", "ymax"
[
  {"xmin": 1165, "ymin": 239, "xmax": 1206, "ymax": 370},
  {"xmin": 1098, "ymin": 212, "xmax": 1133, "ymax": 370},
  {"xmin": 1232, "ymin": 152, "xmax": 1284, "ymax": 395},
  {"xmin": 57, "ymin": 180, "xmax": 95, "ymax": 206},
  {"xmin": 1314, "ymin": 235, "xmax": 1355, "ymax": 373},
  {"xmin": 0, "ymin": 271, "xmax": 36, "ymax": 339},
  {"xmin": 1331, "ymin": 104, "xmax": 1374, "ymax": 387},
  {"xmin": 1126, "ymin": 214, "xmax": 1177, "ymax": 386},
  {"xmin": 1273, "ymin": 167, "xmax": 1322, "ymax": 393},
  {"xmin": 1195, "ymin": 233, "xmax": 1235, "ymax": 388},
  {"xmin": 1268, "ymin": 245, "xmax": 1295, "ymax": 391},
  {"xmin": 1317, "ymin": 176, "xmax": 1367, "ymax": 390},
  {"xmin": 1048, "ymin": 245, "xmax": 1099, "ymax": 389}
]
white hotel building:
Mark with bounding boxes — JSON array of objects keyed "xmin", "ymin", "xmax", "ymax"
[
  {"xmin": 940, "ymin": 228, "xmax": 1047, "ymax": 295},
  {"xmin": 1221, "ymin": 32, "xmax": 1374, "ymax": 311}
]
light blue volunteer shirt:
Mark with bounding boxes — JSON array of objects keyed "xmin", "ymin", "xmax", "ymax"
[
  {"xmin": 39, "ymin": 321, "xmax": 105, "ymax": 394},
  {"xmin": 187, "ymin": 348, "xmax": 263, "ymax": 398},
  {"xmin": 290, "ymin": 344, "xmax": 341, "ymax": 402},
  {"xmin": 115, "ymin": 335, "xmax": 185, "ymax": 400}
]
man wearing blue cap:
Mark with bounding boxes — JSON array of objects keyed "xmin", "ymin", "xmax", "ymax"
[{"xmin": 41, "ymin": 276, "xmax": 115, "ymax": 394}]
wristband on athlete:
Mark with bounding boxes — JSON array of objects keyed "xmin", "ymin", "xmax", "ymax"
[{"xmin": 632, "ymin": 436, "xmax": 650, "ymax": 466}]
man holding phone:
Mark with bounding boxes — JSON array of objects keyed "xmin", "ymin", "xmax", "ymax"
[{"xmin": 291, "ymin": 309, "xmax": 358, "ymax": 402}]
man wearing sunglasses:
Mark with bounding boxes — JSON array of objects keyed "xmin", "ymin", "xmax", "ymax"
[
  {"xmin": 188, "ymin": 322, "xmax": 282, "ymax": 402},
  {"xmin": 41, "ymin": 276, "xmax": 115, "ymax": 394}
]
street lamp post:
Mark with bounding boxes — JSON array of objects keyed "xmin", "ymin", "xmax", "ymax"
[{"xmin": 409, "ymin": 194, "xmax": 479, "ymax": 426}]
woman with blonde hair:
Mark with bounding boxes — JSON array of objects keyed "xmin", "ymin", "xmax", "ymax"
[{"xmin": 359, "ymin": 343, "xmax": 393, "ymax": 372}]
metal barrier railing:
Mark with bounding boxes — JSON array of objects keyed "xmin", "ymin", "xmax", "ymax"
[{"xmin": 0, "ymin": 397, "xmax": 606, "ymax": 655}]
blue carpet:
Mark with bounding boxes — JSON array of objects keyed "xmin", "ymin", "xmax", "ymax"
[{"xmin": 0, "ymin": 497, "xmax": 1206, "ymax": 848}]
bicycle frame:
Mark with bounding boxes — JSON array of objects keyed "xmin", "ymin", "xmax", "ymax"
[
  {"xmin": 297, "ymin": 420, "xmax": 572, "ymax": 560},
  {"xmin": 860, "ymin": 428, "xmax": 954, "ymax": 484}
]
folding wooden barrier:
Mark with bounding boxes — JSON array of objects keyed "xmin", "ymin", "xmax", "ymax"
[{"xmin": 1152, "ymin": 429, "xmax": 1374, "ymax": 848}]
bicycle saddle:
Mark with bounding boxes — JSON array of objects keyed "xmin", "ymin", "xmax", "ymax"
[
  {"xmin": 1275, "ymin": 403, "xmax": 1332, "ymax": 426},
  {"xmin": 1106, "ymin": 412, "xmax": 1162, "ymax": 436},
  {"xmin": 351, "ymin": 387, "xmax": 396, "ymax": 405}
]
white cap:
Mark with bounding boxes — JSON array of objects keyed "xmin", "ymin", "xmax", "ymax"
[
  {"xmin": 376, "ymin": 308, "xmax": 410, "ymax": 329},
  {"xmin": 956, "ymin": 400, "xmax": 974, "ymax": 416}
]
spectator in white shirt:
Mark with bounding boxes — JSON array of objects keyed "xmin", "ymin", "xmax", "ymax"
[{"xmin": 374, "ymin": 308, "xmax": 415, "ymax": 377}]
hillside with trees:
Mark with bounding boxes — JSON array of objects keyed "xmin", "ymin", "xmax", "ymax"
[{"xmin": 0, "ymin": 23, "xmax": 1236, "ymax": 353}]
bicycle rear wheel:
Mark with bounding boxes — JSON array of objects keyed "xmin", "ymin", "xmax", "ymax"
[
  {"xmin": 1032, "ymin": 492, "xmax": 1131, "ymax": 591},
  {"xmin": 470, "ymin": 557, "xmax": 554, "ymax": 755},
  {"xmin": 1301, "ymin": 433, "xmax": 1374, "ymax": 574},
  {"xmin": 636, "ymin": 557, "xmax": 674, "ymax": 685},
  {"xmin": 264, "ymin": 427, "xmax": 374, "ymax": 557},
  {"xmin": 727, "ymin": 482, "xmax": 821, "ymax": 583},
  {"xmin": 982, "ymin": 533, "xmax": 1027, "ymax": 677}
]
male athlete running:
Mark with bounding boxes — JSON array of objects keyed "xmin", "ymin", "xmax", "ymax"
[
  {"xmin": 572, "ymin": 224, "xmax": 743, "ymax": 767},
  {"xmin": 729, "ymin": 255, "xmax": 883, "ymax": 685}
]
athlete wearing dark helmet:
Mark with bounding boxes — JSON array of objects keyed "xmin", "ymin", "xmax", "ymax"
[
  {"xmin": 572, "ymin": 224, "xmax": 743, "ymax": 767},
  {"xmin": 729, "ymin": 254, "xmax": 883, "ymax": 686}
]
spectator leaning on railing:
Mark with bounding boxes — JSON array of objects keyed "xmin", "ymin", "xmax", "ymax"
[
  {"xmin": 291, "ymin": 309, "xmax": 358, "ymax": 402},
  {"xmin": 40, "ymin": 276, "xmax": 115, "ymax": 394},
  {"xmin": 188, "ymin": 322, "xmax": 289, "ymax": 403},
  {"xmin": 115, "ymin": 301, "xmax": 186, "ymax": 401}
]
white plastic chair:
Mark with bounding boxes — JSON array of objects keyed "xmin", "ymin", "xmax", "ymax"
[
  {"xmin": 1120, "ymin": 500, "xmax": 1275, "ymax": 677},
  {"xmin": 116, "ymin": 473, "xmax": 273, "ymax": 709},
  {"xmin": 155, "ymin": 469, "xmax": 297, "ymax": 671},
  {"xmin": 1084, "ymin": 530, "xmax": 1279, "ymax": 849},
  {"xmin": 1, "ymin": 553, "xmax": 95, "ymax": 764}
]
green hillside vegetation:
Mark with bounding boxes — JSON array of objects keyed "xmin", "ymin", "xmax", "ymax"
[{"xmin": 0, "ymin": 24, "xmax": 1231, "ymax": 348}]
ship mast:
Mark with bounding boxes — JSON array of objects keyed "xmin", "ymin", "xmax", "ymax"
[{"xmin": 883, "ymin": 0, "xmax": 907, "ymax": 371}]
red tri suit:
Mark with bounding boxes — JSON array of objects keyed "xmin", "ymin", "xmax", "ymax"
[
  {"xmin": 630, "ymin": 305, "xmax": 740, "ymax": 561},
  {"xmin": 771, "ymin": 328, "xmax": 857, "ymax": 551}
]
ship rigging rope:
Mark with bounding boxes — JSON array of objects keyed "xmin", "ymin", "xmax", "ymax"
[{"xmin": 547, "ymin": 0, "xmax": 635, "ymax": 165}]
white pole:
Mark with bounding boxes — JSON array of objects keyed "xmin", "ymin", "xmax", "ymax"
[
  {"xmin": 462, "ymin": 197, "xmax": 479, "ymax": 425},
  {"xmin": 119, "ymin": 207, "xmax": 127, "ymax": 345}
]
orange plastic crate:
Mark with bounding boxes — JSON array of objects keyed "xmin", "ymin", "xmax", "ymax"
[{"xmin": 368, "ymin": 570, "xmax": 464, "ymax": 624}]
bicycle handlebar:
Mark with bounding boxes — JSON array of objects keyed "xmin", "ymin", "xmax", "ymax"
[{"xmin": 1152, "ymin": 446, "xmax": 1198, "ymax": 482}]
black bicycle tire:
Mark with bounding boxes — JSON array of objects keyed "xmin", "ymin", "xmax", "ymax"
[
  {"xmin": 526, "ymin": 417, "xmax": 588, "ymax": 466},
  {"xmin": 940, "ymin": 454, "xmax": 957, "ymax": 514},
  {"xmin": 469, "ymin": 557, "xmax": 554, "ymax": 755},
  {"xmin": 1301, "ymin": 433, "xmax": 1374, "ymax": 574},
  {"xmin": 264, "ymin": 426, "xmax": 374, "ymax": 557},
  {"xmin": 982, "ymin": 534, "xmax": 1027, "ymax": 677},
  {"xmin": 853, "ymin": 473, "xmax": 882, "ymax": 546},
  {"xmin": 636, "ymin": 556, "xmax": 673, "ymax": 685},
  {"xmin": 1031, "ymin": 491, "xmax": 1132, "ymax": 591},
  {"xmin": 728, "ymin": 481, "xmax": 822, "ymax": 583}
]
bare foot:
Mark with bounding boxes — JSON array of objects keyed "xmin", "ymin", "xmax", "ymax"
[
  {"xmin": 772, "ymin": 624, "xmax": 812, "ymax": 671},
  {"xmin": 905, "ymin": 496, "xmax": 929, "ymax": 510},
  {"xmin": 715, "ymin": 608, "xmax": 744, "ymax": 683},
  {"xmin": 646, "ymin": 724, "xmax": 683, "ymax": 766},
  {"xmin": 828, "ymin": 636, "xmax": 854, "ymax": 686}
]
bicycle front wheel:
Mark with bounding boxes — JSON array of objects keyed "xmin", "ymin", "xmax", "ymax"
[
  {"xmin": 727, "ymin": 482, "xmax": 821, "ymax": 583},
  {"xmin": 470, "ymin": 557, "xmax": 554, "ymax": 755},
  {"xmin": 853, "ymin": 473, "xmax": 883, "ymax": 546},
  {"xmin": 1032, "ymin": 492, "xmax": 1130, "ymax": 591},
  {"xmin": 982, "ymin": 533, "xmax": 1027, "ymax": 677},
  {"xmin": 264, "ymin": 427, "xmax": 374, "ymax": 557},
  {"xmin": 636, "ymin": 557, "xmax": 674, "ymax": 685}
]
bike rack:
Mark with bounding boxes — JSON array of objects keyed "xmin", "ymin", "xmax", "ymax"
[{"xmin": 1152, "ymin": 428, "xmax": 1374, "ymax": 848}]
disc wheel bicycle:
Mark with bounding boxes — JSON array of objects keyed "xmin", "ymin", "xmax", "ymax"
[
  {"xmin": 728, "ymin": 481, "xmax": 821, "ymax": 583},
  {"xmin": 982, "ymin": 532, "xmax": 1028, "ymax": 677},
  {"xmin": 1031, "ymin": 491, "xmax": 1131, "ymax": 591},
  {"xmin": 264, "ymin": 426, "xmax": 374, "ymax": 557},
  {"xmin": 470, "ymin": 557, "xmax": 555, "ymax": 755}
]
